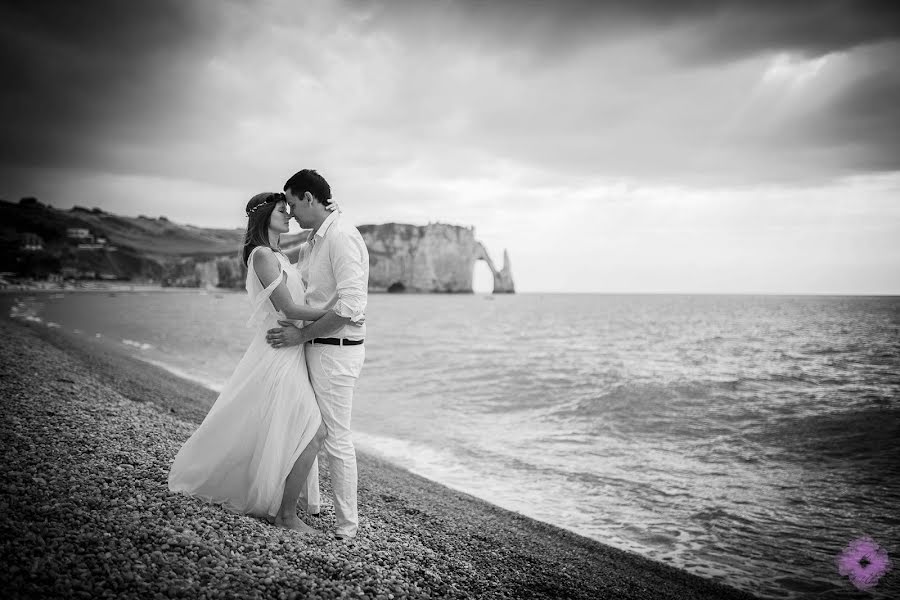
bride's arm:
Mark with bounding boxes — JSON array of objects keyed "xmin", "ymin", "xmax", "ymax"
[
  {"xmin": 280, "ymin": 236, "xmax": 308, "ymax": 264},
  {"xmin": 279, "ymin": 229, "xmax": 313, "ymax": 264},
  {"xmin": 252, "ymin": 248, "xmax": 329, "ymax": 321}
]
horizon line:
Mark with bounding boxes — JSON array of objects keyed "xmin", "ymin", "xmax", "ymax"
[{"xmin": 474, "ymin": 291, "xmax": 900, "ymax": 297}]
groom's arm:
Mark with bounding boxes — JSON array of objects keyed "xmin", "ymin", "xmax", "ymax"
[
  {"xmin": 329, "ymin": 230, "xmax": 368, "ymax": 322},
  {"xmin": 266, "ymin": 312, "xmax": 354, "ymax": 348},
  {"xmin": 295, "ymin": 312, "xmax": 353, "ymax": 344}
]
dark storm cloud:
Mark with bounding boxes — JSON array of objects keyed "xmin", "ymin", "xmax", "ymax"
[
  {"xmin": 3, "ymin": 0, "xmax": 900, "ymax": 191},
  {"xmin": 0, "ymin": 0, "xmax": 224, "ymax": 172},
  {"xmin": 350, "ymin": 0, "xmax": 900, "ymax": 62},
  {"xmin": 758, "ymin": 43, "xmax": 900, "ymax": 176},
  {"xmin": 828, "ymin": 70, "xmax": 900, "ymax": 172},
  {"xmin": 660, "ymin": 0, "xmax": 900, "ymax": 63},
  {"xmin": 345, "ymin": 0, "xmax": 900, "ymax": 179}
]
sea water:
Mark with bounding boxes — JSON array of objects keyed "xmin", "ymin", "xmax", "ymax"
[{"xmin": 8, "ymin": 291, "xmax": 899, "ymax": 599}]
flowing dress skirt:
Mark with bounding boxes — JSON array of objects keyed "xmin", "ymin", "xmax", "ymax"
[{"xmin": 167, "ymin": 316, "xmax": 322, "ymax": 519}]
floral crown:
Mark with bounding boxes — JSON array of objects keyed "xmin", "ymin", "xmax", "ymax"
[{"xmin": 246, "ymin": 193, "xmax": 284, "ymax": 217}]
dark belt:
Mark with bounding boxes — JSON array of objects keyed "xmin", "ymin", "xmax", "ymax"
[{"xmin": 308, "ymin": 338, "xmax": 364, "ymax": 346}]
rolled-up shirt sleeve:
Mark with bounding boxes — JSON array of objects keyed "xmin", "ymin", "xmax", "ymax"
[{"xmin": 330, "ymin": 232, "xmax": 368, "ymax": 320}]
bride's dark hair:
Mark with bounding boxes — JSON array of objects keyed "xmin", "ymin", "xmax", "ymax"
[{"xmin": 241, "ymin": 192, "xmax": 284, "ymax": 266}]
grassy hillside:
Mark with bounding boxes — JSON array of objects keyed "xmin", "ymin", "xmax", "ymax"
[
  {"xmin": 1, "ymin": 199, "xmax": 317, "ymax": 286},
  {"xmin": 1, "ymin": 199, "xmax": 253, "ymax": 282},
  {"xmin": 2, "ymin": 199, "xmax": 244, "ymax": 257}
]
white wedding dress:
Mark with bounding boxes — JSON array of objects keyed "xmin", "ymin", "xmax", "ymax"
[{"xmin": 168, "ymin": 247, "xmax": 322, "ymax": 519}]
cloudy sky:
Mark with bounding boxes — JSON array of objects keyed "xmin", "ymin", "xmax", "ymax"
[{"xmin": 2, "ymin": 0, "xmax": 899, "ymax": 293}]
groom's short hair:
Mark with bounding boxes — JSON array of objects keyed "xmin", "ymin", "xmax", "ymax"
[{"xmin": 284, "ymin": 169, "xmax": 332, "ymax": 206}]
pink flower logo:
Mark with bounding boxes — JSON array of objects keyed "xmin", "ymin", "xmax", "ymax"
[{"xmin": 836, "ymin": 536, "xmax": 892, "ymax": 591}]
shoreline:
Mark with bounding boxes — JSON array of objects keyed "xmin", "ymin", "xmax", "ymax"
[
  {"xmin": 1, "ymin": 316, "xmax": 761, "ymax": 599},
  {"xmin": 0, "ymin": 284, "xmax": 229, "ymax": 294},
  {"xmin": 5, "ymin": 286, "xmax": 898, "ymax": 298}
]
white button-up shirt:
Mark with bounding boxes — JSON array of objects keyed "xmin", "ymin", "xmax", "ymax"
[{"xmin": 297, "ymin": 211, "xmax": 368, "ymax": 340}]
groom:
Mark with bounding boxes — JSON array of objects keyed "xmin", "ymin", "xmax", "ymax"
[{"xmin": 265, "ymin": 169, "xmax": 369, "ymax": 540}]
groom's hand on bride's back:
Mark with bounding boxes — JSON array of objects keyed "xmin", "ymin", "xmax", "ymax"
[
  {"xmin": 266, "ymin": 322, "xmax": 305, "ymax": 348},
  {"xmin": 266, "ymin": 314, "xmax": 366, "ymax": 348}
]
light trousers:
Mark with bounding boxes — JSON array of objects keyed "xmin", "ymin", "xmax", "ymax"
[{"xmin": 300, "ymin": 342, "xmax": 365, "ymax": 537}]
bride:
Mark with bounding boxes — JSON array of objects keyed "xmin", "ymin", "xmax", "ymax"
[{"xmin": 168, "ymin": 191, "xmax": 358, "ymax": 533}]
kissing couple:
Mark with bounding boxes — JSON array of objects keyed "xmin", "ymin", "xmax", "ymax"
[{"xmin": 168, "ymin": 169, "xmax": 370, "ymax": 541}]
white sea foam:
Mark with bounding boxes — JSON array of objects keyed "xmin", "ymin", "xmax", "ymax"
[
  {"xmin": 122, "ymin": 339, "xmax": 154, "ymax": 351},
  {"xmin": 355, "ymin": 431, "xmax": 479, "ymax": 487},
  {"xmin": 354, "ymin": 431, "xmax": 541, "ymax": 519},
  {"xmin": 136, "ymin": 357, "xmax": 223, "ymax": 393}
]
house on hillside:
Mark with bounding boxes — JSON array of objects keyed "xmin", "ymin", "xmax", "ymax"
[
  {"xmin": 20, "ymin": 233, "xmax": 44, "ymax": 251},
  {"xmin": 66, "ymin": 228, "xmax": 92, "ymax": 241},
  {"xmin": 60, "ymin": 267, "xmax": 96, "ymax": 279},
  {"xmin": 75, "ymin": 235, "xmax": 114, "ymax": 251}
]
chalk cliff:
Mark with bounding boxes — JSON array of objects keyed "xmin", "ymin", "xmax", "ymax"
[
  {"xmin": 162, "ymin": 255, "xmax": 246, "ymax": 289},
  {"xmin": 493, "ymin": 249, "xmax": 516, "ymax": 294},
  {"xmin": 4, "ymin": 200, "xmax": 514, "ymax": 293},
  {"xmin": 358, "ymin": 223, "xmax": 515, "ymax": 294}
]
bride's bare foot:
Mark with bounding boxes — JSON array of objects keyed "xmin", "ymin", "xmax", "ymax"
[{"xmin": 274, "ymin": 513, "xmax": 319, "ymax": 534}]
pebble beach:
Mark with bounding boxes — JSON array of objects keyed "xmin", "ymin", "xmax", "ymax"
[{"xmin": 0, "ymin": 316, "xmax": 761, "ymax": 600}]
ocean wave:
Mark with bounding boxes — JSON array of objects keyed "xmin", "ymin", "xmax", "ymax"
[
  {"xmin": 122, "ymin": 339, "xmax": 154, "ymax": 351},
  {"xmin": 549, "ymin": 380, "xmax": 729, "ymax": 427},
  {"xmin": 355, "ymin": 431, "xmax": 478, "ymax": 483},
  {"xmin": 553, "ymin": 383, "xmax": 680, "ymax": 418},
  {"xmin": 135, "ymin": 357, "xmax": 223, "ymax": 393},
  {"xmin": 690, "ymin": 506, "xmax": 756, "ymax": 526},
  {"xmin": 800, "ymin": 342, "xmax": 865, "ymax": 356},
  {"xmin": 8, "ymin": 299, "xmax": 43, "ymax": 322}
]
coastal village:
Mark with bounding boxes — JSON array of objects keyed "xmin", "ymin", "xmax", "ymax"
[{"xmin": 2, "ymin": 223, "xmax": 119, "ymax": 289}]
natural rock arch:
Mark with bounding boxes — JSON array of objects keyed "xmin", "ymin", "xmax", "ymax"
[
  {"xmin": 473, "ymin": 242, "xmax": 515, "ymax": 294},
  {"xmin": 471, "ymin": 257, "xmax": 495, "ymax": 293}
]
